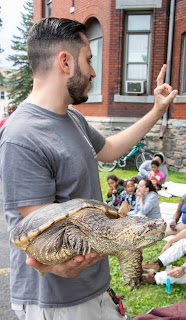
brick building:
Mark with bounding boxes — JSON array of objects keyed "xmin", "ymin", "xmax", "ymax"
[{"xmin": 34, "ymin": 0, "xmax": 186, "ymax": 172}]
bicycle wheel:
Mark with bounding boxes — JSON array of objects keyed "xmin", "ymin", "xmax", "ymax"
[
  {"xmin": 98, "ymin": 160, "xmax": 117, "ymax": 172},
  {"xmin": 135, "ymin": 150, "xmax": 154, "ymax": 171}
]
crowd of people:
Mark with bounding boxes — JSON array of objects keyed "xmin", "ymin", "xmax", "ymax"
[
  {"xmin": 105, "ymin": 156, "xmax": 186, "ymax": 286},
  {"xmin": 105, "ymin": 153, "xmax": 168, "ymax": 218}
]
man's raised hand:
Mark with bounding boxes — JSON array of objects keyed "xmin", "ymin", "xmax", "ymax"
[{"xmin": 153, "ymin": 64, "xmax": 178, "ymax": 116}]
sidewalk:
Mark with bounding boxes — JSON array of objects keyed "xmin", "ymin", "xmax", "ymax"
[
  {"xmin": 159, "ymin": 202, "xmax": 178, "ymax": 224},
  {"xmin": 159, "ymin": 202, "xmax": 178, "ymax": 241}
]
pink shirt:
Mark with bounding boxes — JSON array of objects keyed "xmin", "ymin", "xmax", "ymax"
[
  {"xmin": 0, "ymin": 117, "xmax": 8, "ymax": 128},
  {"xmin": 148, "ymin": 170, "xmax": 165, "ymax": 185}
]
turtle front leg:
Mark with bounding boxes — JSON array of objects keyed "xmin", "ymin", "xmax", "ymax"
[
  {"xmin": 26, "ymin": 224, "xmax": 92, "ymax": 264},
  {"xmin": 112, "ymin": 249, "xmax": 143, "ymax": 291},
  {"xmin": 63, "ymin": 225, "xmax": 91, "ymax": 255}
]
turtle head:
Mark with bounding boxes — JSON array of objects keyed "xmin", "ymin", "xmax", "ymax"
[
  {"xmin": 116, "ymin": 216, "xmax": 166, "ymax": 250},
  {"xmin": 130, "ymin": 218, "xmax": 166, "ymax": 249}
]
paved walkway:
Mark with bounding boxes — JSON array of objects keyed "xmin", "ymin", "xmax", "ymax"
[
  {"xmin": 159, "ymin": 202, "xmax": 178, "ymax": 241},
  {"xmin": 160, "ymin": 202, "xmax": 178, "ymax": 224}
]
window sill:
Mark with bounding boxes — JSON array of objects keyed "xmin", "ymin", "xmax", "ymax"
[
  {"xmin": 86, "ymin": 95, "xmax": 103, "ymax": 103},
  {"xmin": 173, "ymin": 95, "xmax": 186, "ymax": 103},
  {"xmin": 116, "ymin": 0, "xmax": 162, "ymax": 9},
  {"xmin": 114, "ymin": 94, "xmax": 154, "ymax": 103}
]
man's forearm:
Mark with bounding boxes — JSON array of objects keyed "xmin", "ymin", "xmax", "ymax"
[{"xmin": 99, "ymin": 108, "xmax": 167, "ymax": 162}]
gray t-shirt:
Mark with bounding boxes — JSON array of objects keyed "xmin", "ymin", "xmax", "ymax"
[
  {"xmin": 0, "ymin": 102, "xmax": 111, "ymax": 307},
  {"xmin": 133, "ymin": 191, "xmax": 161, "ymax": 219}
]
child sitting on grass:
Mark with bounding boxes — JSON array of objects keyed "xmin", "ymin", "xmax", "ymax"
[
  {"xmin": 106, "ymin": 175, "xmax": 124, "ymax": 207},
  {"xmin": 118, "ymin": 179, "xmax": 136, "ymax": 216},
  {"xmin": 148, "ymin": 160, "xmax": 165, "ymax": 190}
]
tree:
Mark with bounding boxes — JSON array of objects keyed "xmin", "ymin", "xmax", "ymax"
[{"xmin": 6, "ymin": 0, "xmax": 33, "ymax": 106}]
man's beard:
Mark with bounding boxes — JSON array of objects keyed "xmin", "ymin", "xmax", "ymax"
[{"xmin": 67, "ymin": 62, "xmax": 90, "ymax": 105}]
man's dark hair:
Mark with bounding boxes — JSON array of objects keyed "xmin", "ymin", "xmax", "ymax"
[
  {"xmin": 27, "ymin": 17, "xmax": 87, "ymax": 74},
  {"xmin": 151, "ymin": 160, "xmax": 160, "ymax": 167}
]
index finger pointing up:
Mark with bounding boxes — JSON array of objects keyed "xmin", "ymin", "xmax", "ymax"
[{"xmin": 156, "ymin": 64, "xmax": 167, "ymax": 86}]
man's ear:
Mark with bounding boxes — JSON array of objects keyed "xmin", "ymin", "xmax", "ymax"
[{"xmin": 58, "ymin": 51, "xmax": 74, "ymax": 75}]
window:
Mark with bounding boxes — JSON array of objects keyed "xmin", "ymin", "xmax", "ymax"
[
  {"xmin": 45, "ymin": 0, "xmax": 52, "ymax": 17},
  {"xmin": 0, "ymin": 91, "xmax": 5, "ymax": 99},
  {"xmin": 87, "ymin": 19, "xmax": 103, "ymax": 95},
  {"xmin": 180, "ymin": 33, "xmax": 186, "ymax": 95},
  {"xmin": 123, "ymin": 13, "xmax": 152, "ymax": 94}
]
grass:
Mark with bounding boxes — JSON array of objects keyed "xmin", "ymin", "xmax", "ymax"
[{"xmin": 99, "ymin": 168, "xmax": 186, "ymax": 318}]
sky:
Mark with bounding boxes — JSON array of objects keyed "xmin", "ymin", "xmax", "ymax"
[{"xmin": 0, "ymin": 0, "xmax": 25, "ymax": 69}]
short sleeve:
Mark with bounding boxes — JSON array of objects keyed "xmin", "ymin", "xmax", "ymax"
[
  {"xmin": 0, "ymin": 142, "xmax": 55, "ymax": 209},
  {"xmin": 160, "ymin": 171, "xmax": 165, "ymax": 179}
]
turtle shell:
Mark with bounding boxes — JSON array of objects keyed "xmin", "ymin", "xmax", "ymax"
[{"xmin": 10, "ymin": 198, "xmax": 119, "ymax": 250}]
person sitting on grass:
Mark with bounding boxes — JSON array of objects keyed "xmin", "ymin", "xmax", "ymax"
[
  {"xmin": 165, "ymin": 194, "xmax": 186, "ymax": 236},
  {"xmin": 142, "ymin": 229, "xmax": 186, "ymax": 285},
  {"xmin": 148, "ymin": 160, "xmax": 165, "ymax": 190},
  {"xmin": 105, "ymin": 174, "xmax": 124, "ymax": 207},
  {"xmin": 130, "ymin": 179, "xmax": 161, "ymax": 219},
  {"xmin": 132, "ymin": 152, "xmax": 168, "ymax": 184},
  {"xmin": 118, "ymin": 179, "xmax": 136, "ymax": 217}
]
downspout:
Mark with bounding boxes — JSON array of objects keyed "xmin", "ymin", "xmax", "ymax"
[{"xmin": 159, "ymin": 0, "xmax": 176, "ymax": 138}]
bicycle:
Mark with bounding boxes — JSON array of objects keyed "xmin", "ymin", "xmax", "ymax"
[{"xmin": 98, "ymin": 140, "xmax": 154, "ymax": 172}]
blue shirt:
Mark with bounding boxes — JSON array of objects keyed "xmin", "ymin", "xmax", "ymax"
[{"xmin": 181, "ymin": 196, "xmax": 186, "ymax": 224}]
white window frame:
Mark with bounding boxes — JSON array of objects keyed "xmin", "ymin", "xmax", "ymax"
[
  {"xmin": 122, "ymin": 12, "xmax": 152, "ymax": 95},
  {"xmin": 86, "ymin": 19, "xmax": 103, "ymax": 103},
  {"xmin": 180, "ymin": 33, "xmax": 186, "ymax": 95},
  {"xmin": 89, "ymin": 37, "xmax": 103, "ymax": 95}
]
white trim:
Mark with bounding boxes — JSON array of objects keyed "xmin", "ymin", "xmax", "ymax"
[
  {"xmin": 86, "ymin": 95, "xmax": 103, "ymax": 103},
  {"xmin": 114, "ymin": 94, "xmax": 154, "ymax": 103},
  {"xmin": 173, "ymin": 95, "xmax": 186, "ymax": 104},
  {"xmin": 171, "ymin": 119, "xmax": 186, "ymax": 127},
  {"xmin": 116, "ymin": 0, "xmax": 162, "ymax": 9}
]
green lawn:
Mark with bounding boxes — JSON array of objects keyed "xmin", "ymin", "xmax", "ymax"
[{"xmin": 99, "ymin": 168, "xmax": 186, "ymax": 318}]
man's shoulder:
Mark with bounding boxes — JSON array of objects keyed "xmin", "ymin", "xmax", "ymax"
[
  {"xmin": 159, "ymin": 163, "xmax": 167, "ymax": 169},
  {"xmin": 139, "ymin": 160, "xmax": 151, "ymax": 169}
]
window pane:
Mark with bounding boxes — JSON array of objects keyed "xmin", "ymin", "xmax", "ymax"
[
  {"xmin": 89, "ymin": 38, "xmax": 102, "ymax": 94},
  {"xmin": 128, "ymin": 35, "xmax": 148, "ymax": 63},
  {"xmin": 127, "ymin": 64, "xmax": 147, "ymax": 80},
  {"xmin": 128, "ymin": 15, "xmax": 151, "ymax": 31}
]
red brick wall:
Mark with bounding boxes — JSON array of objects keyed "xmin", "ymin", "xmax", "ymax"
[
  {"xmin": 33, "ymin": 0, "xmax": 186, "ymax": 119},
  {"xmin": 34, "ymin": 0, "xmax": 45, "ymax": 21},
  {"xmin": 170, "ymin": 0, "xmax": 186, "ymax": 119}
]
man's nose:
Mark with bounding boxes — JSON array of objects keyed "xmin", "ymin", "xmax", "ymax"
[{"xmin": 90, "ymin": 65, "xmax": 96, "ymax": 78}]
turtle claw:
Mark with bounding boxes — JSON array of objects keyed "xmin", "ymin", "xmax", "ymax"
[
  {"xmin": 63, "ymin": 226, "xmax": 90, "ymax": 256},
  {"xmin": 122, "ymin": 277, "xmax": 141, "ymax": 291},
  {"xmin": 83, "ymin": 247, "xmax": 87, "ymax": 256}
]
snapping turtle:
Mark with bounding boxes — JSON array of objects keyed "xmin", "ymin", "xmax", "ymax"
[{"xmin": 11, "ymin": 199, "xmax": 166, "ymax": 290}]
